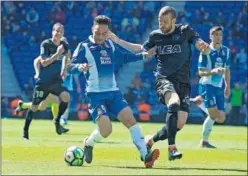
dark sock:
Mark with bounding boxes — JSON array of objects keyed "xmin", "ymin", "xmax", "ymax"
[
  {"xmin": 166, "ymin": 104, "xmax": 179, "ymax": 146},
  {"xmin": 23, "ymin": 109, "xmax": 34, "ymax": 132},
  {"xmin": 153, "ymin": 124, "xmax": 168, "ymax": 142},
  {"xmin": 55, "ymin": 102, "xmax": 68, "ymax": 124}
]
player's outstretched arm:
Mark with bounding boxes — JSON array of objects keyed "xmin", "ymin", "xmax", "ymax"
[
  {"xmin": 107, "ymin": 31, "xmax": 143, "ymax": 53},
  {"xmin": 33, "ymin": 56, "xmax": 41, "ymax": 79},
  {"xmin": 195, "ymin": 40, "xmax": 211, "ymax": 55}
]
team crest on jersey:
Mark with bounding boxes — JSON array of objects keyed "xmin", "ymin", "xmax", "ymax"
[
  {"xmin": 172, "ymin": 34, "xmax": 180, "ymax": 41},
  {"xmin": 215, "ymin": 57, "xmax": 223, "ymax": 67},
  {"xmin": 100, "ymin": 50, "xmax": 111, "ymax": 64}
]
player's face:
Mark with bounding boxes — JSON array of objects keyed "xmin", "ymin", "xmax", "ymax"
[
  {"xmin": 158, "ymin": 14, "xmax": 176, "ymax": 33},
  {"xmin": 210, "ymin": 30, "xmax": 223, "ymax": 45},
  {"xmin": 52, "ymin": 26, "xmax": 64, "ymax": 41},
  {"xmin": 92, "ymin": 24, "xmax": 109, "ymax": 44}
]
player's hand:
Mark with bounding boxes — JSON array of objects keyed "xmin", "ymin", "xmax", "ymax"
[
  {"xmin": 78, "ymin": 63, "xmax": 92, "ymax": 72},
  {"xmin": 61, "ymin": 70, "xmax": 67, "ymax": 80},
  {"xmin": 143, "ymin": 46, "xmax": 157, "ymax": 59},
  {"xmin": 224, "ymin": 86, "xmax": 231, "ymax": 99},
  {"xmin": 107, "ymin": 31, "xmax": 120, "ymax": 44},
  {"xmin": 56, "ymin": 45, "xmax": 65, "ymax": 56},
  {"xmin": 197, "ymin": 40, "xmax": 211, "ymax": 55},
  {"xmin": 211, "ymin": 67, "xmax": 225, "ymax": 75}
]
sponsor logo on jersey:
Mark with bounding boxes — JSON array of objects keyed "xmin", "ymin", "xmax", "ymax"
[
  {"xmin": 215, "ymin": 57, "xmax": 223, "ymax": 68},
  {"xmin": 157, "ymin": 44, "xmax": 181, "ymax": 55}
]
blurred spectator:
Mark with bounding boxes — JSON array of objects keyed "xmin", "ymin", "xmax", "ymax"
[
  {"xmin": 11, "ymin": 23, "xmax": 20, "ymax": 33},
  {"xmin": 66, "ymin": 1, "xmax": 76, "ymax": 13},
  {"xmin": 71, "ymin": 36, "xmax": 80, "ymax": 51},
  {"xmin": 39, "ymin": 31, "xmax": 47, "ymax": 43},
  {"xmin": 192, "ymin": 10, "xmax": 202, "ymax": 24},
  {"xmin": 180, "ymin": 17, "xmax": 189, "ymax": 25},
  {"xmin": 26, "ymin": 8, "xmax": 39, "ymax": 25},
  {"xmin": 202, "ymin": 12, "xmax": 213, "ymax": 25},
  {"xmin": 29, "ymin": 36, "xmax": 38, "ymax": 47},
  {"xmin": 229, "ymin": 82, "xmax": 244, "ymax": 125},
  {"xmin": 228, "ymin": 41, "xmax": 238, "ymax": 60},
  {"xmin": 1, "ymin": 96, "xmax": 11, "ymax": 117},
  {"xmin": 3, "ymin": 1, "xmax": 16, "ymax": 15},
  {"xmin": 234, "ymin": 48, "xmax": 247, "ymax": 70},
  {"xmin": 215, "ymin": 12, "xmax": 226, "ymax": 26},
  {"xmin": 232, "ymin": 25, "xmax": 243, "ymax": 39},
  {"xmin": 124, "ymin": 87, "xmax": 136, "ymax": 107},
  {"xmin": 227, "ymin": 12, "xmax": 236, "ymax": 28}
]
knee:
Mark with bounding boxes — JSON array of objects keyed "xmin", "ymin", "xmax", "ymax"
[
  {"xmin": 60, "ymin": 92, "xmax": 70, "ymax": 103},
  {"xmin": 38, "ymin": 105, "xmax": 46, "ymax": 111},
  {"xmin": 31, "ymin": 105, "xmax": 38, "ymax": 112},
  {"xmin": 216, "ymin": 115, "xmax": 226, "ymax": 123},
  {"xmin": 100, "ymin": 127, "xmax": 112, "ymax": 138},
  {"xmin": 168, "ymin": 103, "xmax": 180, "ymax": 112}
]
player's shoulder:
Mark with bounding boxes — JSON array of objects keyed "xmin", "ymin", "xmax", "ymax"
[
  {"xmin": 41, "ymin": 38, "xmax": 52, "ymax": 45},
  {"xmin": 149, "ymin": 29, "xmax": 164, "ymax": 36},
  {"xmin": 221, "ymin": 44, "xmax": 230, "ymax": 51},
  {"xmin": 176, "ymin": 24, "xmax": 193, "ymax": 32}
]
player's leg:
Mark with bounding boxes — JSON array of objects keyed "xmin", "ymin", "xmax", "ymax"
[
  {"xmin": 15, "ymin": 100, "xmax": 32, "ymax": 114},
  {"xmin": 23, "ymin": 85, "xmax": 49, "ymax": 140},
  {"xmin": 200, "ymin": 85, "xmax": 220, "ymax": 148},
  {"xmin": 61, "ymin": 91, "xmax": 73, "ymax": 125},
  {"xmin": 51, "ymin": 85, "xmax": 70, "ymax": 134},
  {"xmin": 83, "ymin": 94, "xmax": 110, "ymax": 164},
  {"xmin": 147, "ymin": 78, "xmax": 181, "ymax": 160},
  {"xmin": 109, "ymin": 91, "xmax": 159, "ymax": 167}
]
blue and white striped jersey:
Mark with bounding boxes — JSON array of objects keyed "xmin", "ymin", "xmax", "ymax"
[
  {"xmin": 198, "ymin": 44, "xmax": 230, "ymax": 88},
  {"xmin": 68, "ymin": 35, "xmax": 144, "ymax": 93}
]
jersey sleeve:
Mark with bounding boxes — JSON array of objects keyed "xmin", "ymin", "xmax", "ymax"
[
  {"xmin": 198, "ymin": 53, "xmax": 208, "ymax": 69},
  {"xmin": 68, "ymin": 43, "xmax": 87, "ymax": 74},
  {"xmin": 186, "ymin": 25, "xmax": 201, "ymax": 45},
  {"xmin": 61, "ymin": 41, "xmax": 70, "ymax": 55},
  {"xmin": 40, "ymin": 40, "xmax": 49, "ymax": 59},
  {"xmin": 142, "ymin": 32, "xmax": 156, "ymax": 51}
]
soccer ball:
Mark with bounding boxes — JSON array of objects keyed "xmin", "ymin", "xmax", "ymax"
[{"xmin": 64, "ymin": 146, "xmax": 84, "ymax": 166}]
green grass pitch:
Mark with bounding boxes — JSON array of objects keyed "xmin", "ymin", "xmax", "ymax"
[{"xmin": 1, "ymin": 119, "xmax": 247, "ymax": 175}]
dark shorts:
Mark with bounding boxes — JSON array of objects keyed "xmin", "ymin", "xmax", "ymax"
[
  {"xmin": 155, "ymin": 77, "xmax": 191, "ymax": 112},
  {"xmin": 32, "ymin": 83, "xmax": 68, "ymax": 105}
]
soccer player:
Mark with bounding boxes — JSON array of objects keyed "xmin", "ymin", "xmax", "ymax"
[
  {"xmin": 68, "ymin": 15, "xmax": 159, "ymax": 168},
  {"xmin": 107, "ymin": 6, "xmax": 211, "ymax": 161},
  {"xmin": 197, "ymin": 26, "xmax": 231, "ymax": 148},
  {"xmin": 22, "ymin": 23, "xmax": 71, "ymax": 140}
]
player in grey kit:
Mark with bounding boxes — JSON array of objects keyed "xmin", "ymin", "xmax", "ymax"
[{"xmin": 108, "ymin": 6, "xmax": 211, "ymax": 161}]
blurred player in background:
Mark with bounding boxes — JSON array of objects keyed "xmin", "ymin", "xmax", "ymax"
[
  {"xmin": 68, "ymin": 15, "xmax": 159, "ymax": 168},
  {"xmin": 108, "ymin": 6, "xmax": 211, "ymax": 161},
  {"xmin": 193, "ymin": 26, "xmax": 231, "ymax": 148},
  {"xmin": 22, "ymin": 23, "xmax": 70, "ymax": 140}
]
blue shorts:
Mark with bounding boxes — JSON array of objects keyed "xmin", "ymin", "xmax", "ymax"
[
  {"xmin": 86, "ymin": 90, "xmax": 128, "ymax": 123},
  {"xmin": 202, "ymin": 84, "xmax": 225, "ymax": 112}
]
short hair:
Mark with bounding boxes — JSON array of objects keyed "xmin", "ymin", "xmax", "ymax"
[
  {"xmin": 93, "ymin": 15, "xmax": 111, "ymax": 26},
  {"xmin": 53, "ymin": 22, "xmax": 64, "ymax": 30},
  {"xmin": 210, "ymin": 26, "xmax": 224, "ymax": 35},
  {"xmin": 159, "ymin": 6, "xmax": 177, "ymax": 19}
]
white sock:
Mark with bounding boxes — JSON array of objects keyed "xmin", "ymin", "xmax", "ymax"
[
  {"xmin": 202, "ymin": 116, "xmax": 215, "ymax": 142},
  {"xmin": 199, "ymin": 102, "xmax": 209, "ymax": 115},
  {"xmin": 85, "ymin": 128, "xmax": 104, "ymax": 146},
  {"xmin": 129, "ymin": 124, "xmax": 148, "ymax": 160}
]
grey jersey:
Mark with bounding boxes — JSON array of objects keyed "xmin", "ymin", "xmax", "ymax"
[{"xmin": 143, "ymin": 24, "xmax": 200, "ymax": 83}]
